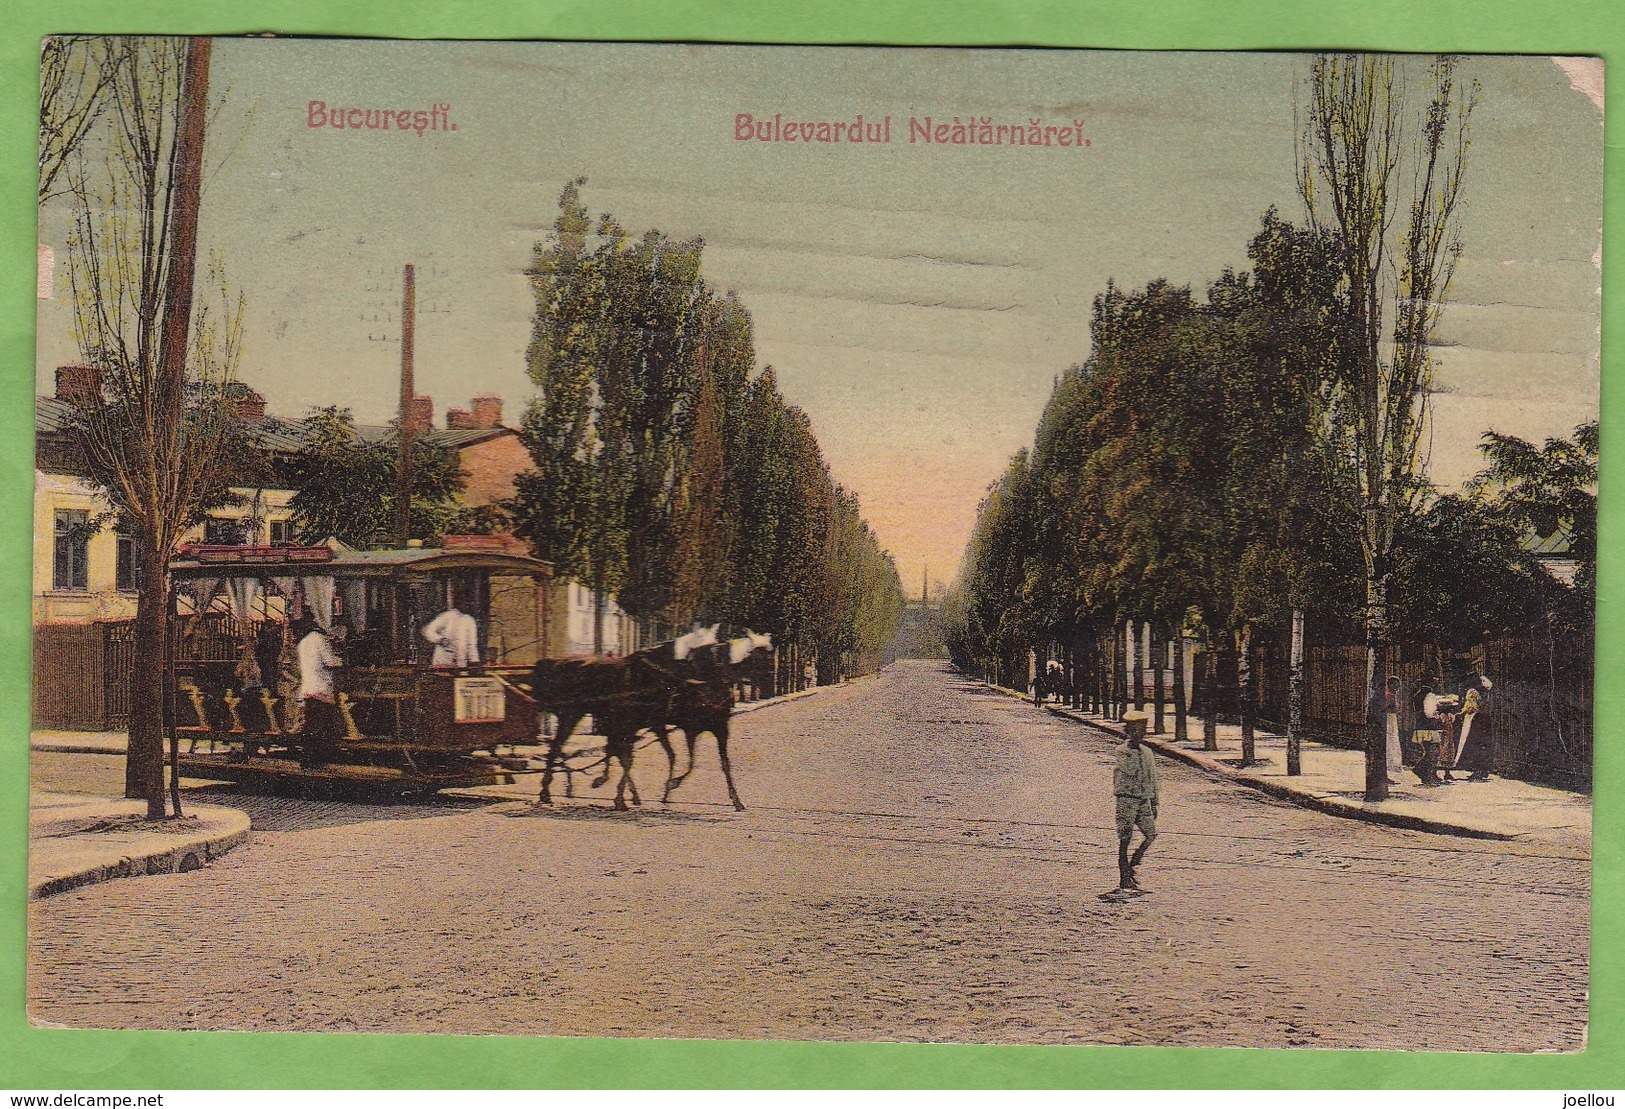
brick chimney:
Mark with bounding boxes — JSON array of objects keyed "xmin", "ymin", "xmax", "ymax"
[
  {"xmin": 405, "ymin": 394, "xmax": 434, "ymax": 434},
  {"xmin": 55, "ymin": 363, "xmax": 101, "ymax": 406},
  {"xmin": 471, "ymin": 394, "xmax": 503, "ymax": 429},
  {"xmin": 446, "ymin": 406, "xmax": 476, "ymax": 430},
  {"xmin": 231, "ymin": 386, "xmax": 267, "ymax": 424}
]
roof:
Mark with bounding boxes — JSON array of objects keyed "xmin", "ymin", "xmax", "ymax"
[
  {"xmin": 36, "ymin": 396, "xmax": 310, "ymax": 456},
  {"xmin": 37, "ymin": 396, "xmax": 517, "ymax": 456},
  {"xmin": 1520, "ymin": 523, "xmax": 1574, "ymax": 558},
  {"xmin": 170, "ymin": 545, "xmax": 552, "ymax": 580},
  {"xmin": 354, "ymin": 423, "xmax": 516, "ymax": 450}
]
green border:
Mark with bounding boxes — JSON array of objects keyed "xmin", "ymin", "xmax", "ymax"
[{"xmin": 2, "ymin": 0, "xmax": 1617, "ymax": 1090}]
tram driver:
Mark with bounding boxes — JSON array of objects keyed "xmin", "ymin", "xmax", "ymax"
[{"xmin": 423, "ymin": 589, "xmax": 480, "ymax": 669}]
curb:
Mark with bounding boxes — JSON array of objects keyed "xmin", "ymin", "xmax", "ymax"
[
  {"xmin": 28, "ymin": 806, "xmax": 252, "ymax": 901},
  {"xmin": 31, "ymin": 742, "xmax": 127, "ymax": 754},
  {"xmin": 734, "ymin": 670, "xmax": 880, "ymax": 714},
  {"xmin": 984, "ymin": 681, "xmax": 1516, "ymax": 842},
  {"xmin": 734, "ymin": 686, "xmax": 825, "ymax": 714}
]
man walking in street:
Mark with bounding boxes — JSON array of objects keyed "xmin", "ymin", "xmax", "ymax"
[{"xmin": 1114, "ymin": 710, "xmax": 1160, "ymax": 891}]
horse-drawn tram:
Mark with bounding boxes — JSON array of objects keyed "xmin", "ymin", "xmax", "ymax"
[{"xmin": 167, "ymin": 541, "xmax": 552, "ymax": 794}]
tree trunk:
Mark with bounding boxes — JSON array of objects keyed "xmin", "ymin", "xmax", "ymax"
[
  {"xmin": 591, "ymin": 570, "xmax": 606, "ymax": 655},
  {"xmin": 126, "ymin": 536, "xmax": 168, "ymax": 817},
  {"xmin": 1202, "ymin": 633, "xmax": 1219, "ymax": 751},
  {"xmin": 125, "ymin": 36, "xmax": 211, "ymax": 821},
  {"xmin": 1117, "ymin": 620, "xmax": 1129, "ymax": 721},
  {"xmin": 1091, "ymin": 632, "xmax": 1103, "ymax": 714},
  {"xmin": 165, "ymin": 586, "xmax": 183, "ymax": 817},
  {"xmin": 1131, "ymin": 620, "xmax": 1145, "ymax": 713},
  {"xmin": 1152, "ymin": 624, "xmax": 1166, "ymax": 734},
  {"xmin": 1363, "ymin": 564, "xmax": 1392, "ymax": 801},
  {"xmin": 1239, "ymin": 624, "xmax": 1256, "ymax": 765},
  {"xmin": 1173, "ymin": 631, "xmax": 1188, "ymax": 744},
  {"xmin": 1287, "ymin": 607, "xmax": 1305, "ymax": 775},
  {"xmin": 1107, "ymin": 622, "xmax": 1119, "ymax": 720}
]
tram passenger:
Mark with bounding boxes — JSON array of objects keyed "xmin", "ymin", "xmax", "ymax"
[
  {"xmin": 295, "ymin": 615, "xmax": 343, "ymax": 768},
  {"xmin": 424, "ymin": 592, "xmax": 480, "ymax": 669}
]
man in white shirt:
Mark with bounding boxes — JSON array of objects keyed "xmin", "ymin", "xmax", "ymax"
[
  {"xmin": 296, "ymin": 616, "xmax": 343, "ymax": 768},
  {"xmin": 423, "ymin": 595, "xmax": 480, "ymax": 668}
]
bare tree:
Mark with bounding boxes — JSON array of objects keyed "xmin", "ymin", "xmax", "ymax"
[
  {"xmin": 62, "ymin": 36, "xmax": 239, "ymax": 817},
  {"xmin": 1298, "ymin": 54, "xmax": 1477, "ymax": 801},
  {"xmin": 39, "ymin": 36, "xmax": 118, "ymax": 203}
]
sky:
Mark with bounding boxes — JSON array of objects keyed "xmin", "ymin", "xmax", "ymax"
[{"xmin": 36, "ymin": 44, "xmax": 1603, "ymax": 598}]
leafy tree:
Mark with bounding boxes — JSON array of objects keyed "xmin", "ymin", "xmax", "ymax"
[
  {"xmin": 1468, "ymin": 421, "xmax": 1598, "ymax": 602},
  {"xmin": 514, "ymin": 180, "xmax": 619, "ymax": 644},
  {"xmin": 1297, "ymin": 53, "xmax": 1478, "ymax": 800},
  {"xmin": 515, "ymin": 182, "xmax": 902, "ymax": 671},
  {"xmin": 1390, "ymin": 494, "xmax": 1558, "ymax": 650},
  {"xmin": 287, "ymin": 407, "xmax": 466, "ymax": 548}
]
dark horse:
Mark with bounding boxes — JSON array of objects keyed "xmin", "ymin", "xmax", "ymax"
[
  {"xmin": 659, "ymin": 632, "xmax": 774, "ymax": 811},
  {"xmin": 530, "ymin": 626, "xmax": 717, "ymax": 810},
  {"xmin": 530, "ymin": 629, "xmax": 772, "ymax": 812}
]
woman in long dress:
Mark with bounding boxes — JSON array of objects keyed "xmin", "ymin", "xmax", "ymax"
[
  {"xmin": 1384, "ymin": 676, "xmax": 1403, "ymax": 782},
  {"xmin": 1455, "ymin": 676, "xmax": 1493, "ymax": 780}
]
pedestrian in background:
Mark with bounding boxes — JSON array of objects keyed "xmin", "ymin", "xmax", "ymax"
[
  {"xmin": 1411, "ymin": 676, "xmax": 1456, "ymax": 787},
  {"xmin": 1455, "ymin": 675, "xmax": 1494, "ymax": 781},
  {"xmin": 1385, "ymin": 675, "xmax": 1403, "ymax": 783},
  {"xmin": 1114, "ymin": 710, "xmax": 1160, "ymax": 890}
]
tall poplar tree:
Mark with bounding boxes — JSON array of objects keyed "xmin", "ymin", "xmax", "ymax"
[{"xmin": 1298, "ymin": 54, "xmax": 1477, "ymax": 800}]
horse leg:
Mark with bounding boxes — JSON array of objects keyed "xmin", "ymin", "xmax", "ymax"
[
  {"xmin": 590, "ymin": 712, "xmax": 614, "ymax": 789},
  {"xmin": 651, "ymin": 723, "xmax": 682, "ymax": 803},
  {"xmin": 539, "ymin": 711, "xmax": 580, "ymax": 804},
  {"xmin": 666, "ymin": 725, "xmax": 700, "ymax": 793},
  {"xmin": 715, "ymin": 720, "xmax": 745, "ymax": 811},
  {"xmin": 612, "ymin": 732, "xmax": 637, "ymax": 811}
]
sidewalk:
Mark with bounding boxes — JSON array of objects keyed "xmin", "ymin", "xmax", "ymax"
[
  {"xmin": 30, "ymin": 729, "xmax": 129, "ymax": 754},
  {"xmin": 27, "ymin": 791, "xmax": 251, "ymax": 901},
  {"xmin": 991, "ymin": 686, "xmax": 1591, "ymax": 852}
]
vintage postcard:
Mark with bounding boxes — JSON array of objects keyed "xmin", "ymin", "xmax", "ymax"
[{"xmin": 29, "ymin": 40, "xmax": 1599, "ymax": 1050}]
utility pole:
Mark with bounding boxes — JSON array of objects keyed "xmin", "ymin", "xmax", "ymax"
[{"xmin": 398, "ymin": 262, "xmax": 415, "ymax": 547}]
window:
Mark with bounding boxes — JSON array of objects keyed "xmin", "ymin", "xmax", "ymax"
[
  {"xmin": 53, "ymin": 509, "xmax": 90, "ymax": 591},
  {"xmin": 269, "ymin": 519, "xmax": 294, "ymax": 546},
  {"xmin": 116, "ymin": 519, "xmax": 141, "ymax": 592}
]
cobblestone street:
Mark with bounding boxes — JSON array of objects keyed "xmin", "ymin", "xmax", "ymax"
[{"xmin": 27, "ymin": 660, "xmax": 1589, "ymax": 1049}]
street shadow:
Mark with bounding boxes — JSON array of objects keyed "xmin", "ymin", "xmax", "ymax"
[
  {"xmin": 501, "ymin": 800, "xmax": 730, "ymax": 827},
  {"xmin": 1219, "ymin": 757, "xmax": 1275, "ymax": 769},
  {"xmin": 182, "ymin": 783, "xmax": 495, "ymax": 832},
  {"xmin": 957, "ymin": 683, "xmax": 1018, "ymax": 698}
]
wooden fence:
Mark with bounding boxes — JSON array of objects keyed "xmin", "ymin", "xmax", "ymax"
[
  {"xmin": 1250, "ymin": 633, "xmax": 1593, "ymax": 787},
  {"xmin": 33, "ymin": 613, "xmax": 264, "ymax": 733},
  {"xmin": 33, "ymin": 622, "xmax": 110, "ymax": 731}
]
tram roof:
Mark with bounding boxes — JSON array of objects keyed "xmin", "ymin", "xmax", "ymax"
[{"xmin": 169, "ymin": 546, "xmax": 554, "ymax": 580}]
